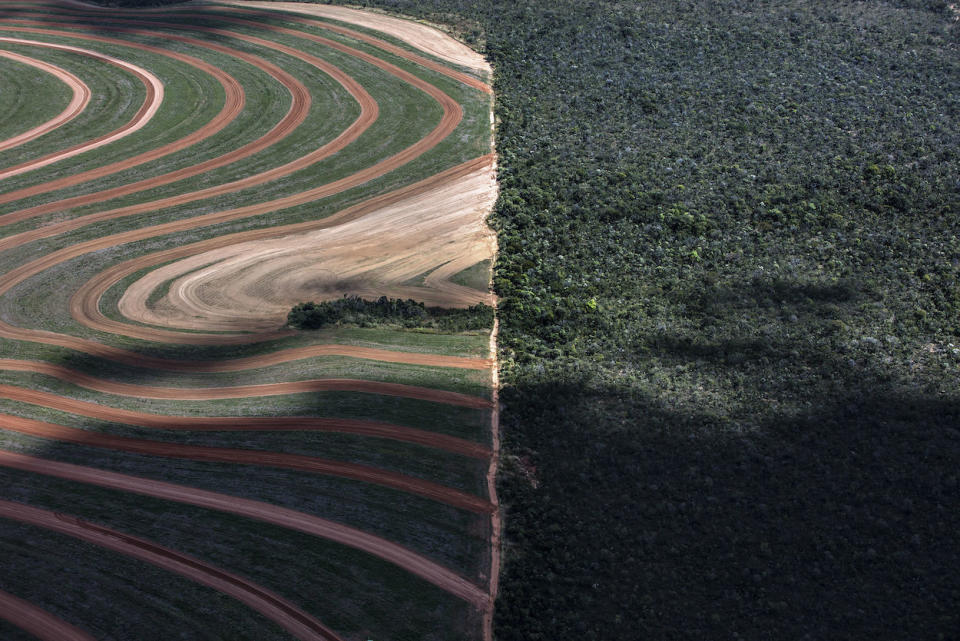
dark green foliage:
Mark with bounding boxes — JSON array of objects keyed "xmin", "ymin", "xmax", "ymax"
[
  {"xmin": 107, "ymin": 0, "xmax": 960, "ymax": 637},
  {"xmin": 336, "ymin": 0, "xmax": 958, "ymax": 638},
  {"xmin": 288, "ymin": 296, "xmax": 494, "ymax": 332}
]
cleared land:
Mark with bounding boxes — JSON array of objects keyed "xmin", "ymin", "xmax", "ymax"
[{"xmin": 0, "ymin": 1, "xmax": 498, "ymax": 639}]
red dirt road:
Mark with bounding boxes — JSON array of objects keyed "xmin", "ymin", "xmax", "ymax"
[
  {"xmin": 0, "ymin": 50, "xmax": 90, "ymax": 153},
  {"xmin": 0, "ymin": 589, "xmax": 96, "ymax": 641},
  {"xmin": 0, "ymin": 383, "xmax": 491, "ymax": 458},
  {"xmin": 0, "ymin": 498, "xmax": 345, "ymax": 641},
  {"xmin": 0, "ymin": 27, "xmax": 238, "ymax": 205},
  {"xmin": 0, "ymin": 358, "xmax": 492, "ymax": 408},
  {"xmin": 0, "ymin": 450, "xmax": 490, "ymax": 607},
  {"xmin": 0, "ymin": 36, "xmax": 163, "ymax": 181},
  {"xmin": 1, "ymin": 412, "xmax": 494, "ymax": 512}
]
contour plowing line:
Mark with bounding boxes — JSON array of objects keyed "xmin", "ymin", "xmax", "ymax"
[
  {"xmin": 0, "ymin": 16, "xmax": 371, "ymax": 229},
  {"xmin": 0, "ymin": 36, "xmax": 163, "ymax": 181},
  {"xmin": 0, "ymin": 499, "xmax": 345, "ymax": 641},
  {"xmin": 0, "ymin": 383, "xmax": 491, "ymax": 458},
  {"xmin": 0, "ymin": 154, "xmax": 492, "ymax": 363},
  {"xmin": 0, "ymin": 589, "xmax": 97, "ymax": 641},
  {"xmin": 0, "ymin": 413, "xmax": 494, "ymax": 512},
  {"xmin": 0, "ymin": 49, "xmax": 90, "ymax": 153},
  {"xmin": 0, "ymin": 26, "xmax": 241, "ymax": 208},
  {"xmin": 0, "ymin": 359, "xmax": 493, "ymax": 408},
  {"xmin": 0, "ymin": 450, "xmax": 490, "ymax": 607}
]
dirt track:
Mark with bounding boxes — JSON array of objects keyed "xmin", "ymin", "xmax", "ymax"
[
  {"xmin": 0, "ymin": 36, "xmax": 163, "ymax": 182},
  {"xmin": 0, "ymin": 498, "xmax": 345, "ymax": 641},
  {"xmin": 0, "ymin": 589, "xmax": 96, "ymax": 641},
  {"xmin": 0, "ymin": 26, "xmax": 235, "ymax": 206},
  {"xmin": 0, "ymin": 383, "xmax": 491, "ymax": 458},
  {"xmin": 0, "ymin": 450, "xmax": 490, "ymax": 607},
  {"xmin": 1, "ymin": 413, "xmax": 494, "ymax": 512},
  {"xmin": 0, "ymin": 2, "xmax": 498, "ymax": 636},
  {"xmin": 0, "ymin": 49, "xmax": 90, "ymax": 153}
]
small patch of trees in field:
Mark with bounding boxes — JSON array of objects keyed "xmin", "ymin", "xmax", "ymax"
[{"xmin": 288, "ymin": 296, "xmax": 494, "ymax": 332}]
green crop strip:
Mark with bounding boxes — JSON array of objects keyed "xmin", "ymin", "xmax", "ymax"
[
  {"xmin": 0, "ymin": 4, "xmax": 496, "ymax": 639},
  {"xmin": 0, "ymin": 53, "xmax": 72, "ymax": 142},
  {"xmin": 0, "ymin": 518, "xmax": 298, "ymax": 641}
]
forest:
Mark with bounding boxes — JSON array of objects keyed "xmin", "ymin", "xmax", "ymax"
[{"xmin": 97, "ymin": 0, "xmax": 959, "ymax": 639}]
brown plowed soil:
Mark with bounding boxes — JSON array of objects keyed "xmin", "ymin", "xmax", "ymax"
[
  {"xmin": 0, "ymin": 383, "xmax": 491, "ymax": 458},
  {"xmin": 0, "ymin": 498, "xmax": 345, "ymax": 641},
  {"xmin": 0, "ymin": 589, "xmax": 96, "ymax": 641},
  {"xmin": 0, "ymin": 450, "xmax": 490, "ymax": 607},
  {"xmin": 0, "ymin": 36, "xmax": 163, "ymax": 181},
  {"xmin": 1, "ymin": 413, "xmax": 494, "ymax": 512},
  {"xmin": 0, "ymin": 49, "xmax": 90, "ymax": 153},
  {"xmin": 0, "ymin": 3, "xmax": 500, "ymax": 632},
  {"xmin": 0, "ymin": 358, "xmax": 492, "ymax": 407}
]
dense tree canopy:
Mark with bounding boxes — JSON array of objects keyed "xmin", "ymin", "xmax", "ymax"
[{"xmin": 98, "ymin": 0, "xmax": 960, "ymax": 638}]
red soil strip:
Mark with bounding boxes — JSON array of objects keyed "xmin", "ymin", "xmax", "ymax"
[
  {"xmin": 0, "ymin": 498, "xmax": 344, "ymax": 641},
  {"xmin": 0, "ymin": 413, "xmax": 493, "ymax": 512},
  {"xmin": 0, "ymin": 50, "xmax": 90, "ymax": 153},
  {"xmin": 0, "ymin": 17, "xmax": 374, "ymax": 231},
  {"xmin": 0, "ymin": 155, "xmax": 493, "ymax": 371},
  {"xmin": 0, "ymin": 450, "xmax": 489, "ymax": 607},
  {"xmin": 33, "ymin": 1, "xmax": 491, "ymax": 93},
  {"xmin": 0, "ymin": 383, "xmax": 491, "ymax": 458},
  {"xmin": 0, "ymin": 36, "xmax": 162, "ymax": 182},
  {"xmin": 215, "ymin": 7, "xmax": 492, "ymax": 94},
  {"xmin": 0, "ymin": 26, "xmax": 241, "ymax": 206},
  {"xmin": 0, "ymin": 358, "xmax": 493, "ymax": 409},
  {"xmin": 0, "ymin": 21, "xmax": 466, "ymax": 351},
  {"xmin": 0, "ymin": 589, "xmax": 96, "ymax": 641}
]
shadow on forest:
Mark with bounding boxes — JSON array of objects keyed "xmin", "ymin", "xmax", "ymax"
[{"xmin": 494, "ymin": 278, "xmax": 960, "ymax": 640}]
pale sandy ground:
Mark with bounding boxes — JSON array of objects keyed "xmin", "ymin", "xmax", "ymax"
[
  {"xmin": 120, "ymin": 163, "xmax": 498, "ymax": 332},
  {"xmin": 220, "ymin": 0, "xmax": 489, "ymax": 75}
]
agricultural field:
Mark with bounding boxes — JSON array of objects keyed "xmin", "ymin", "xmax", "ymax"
[{"xmin": 0, "ymin": 1, "xmax": 499, "ymax": 640}]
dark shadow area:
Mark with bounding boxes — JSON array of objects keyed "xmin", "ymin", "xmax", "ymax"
[{"xmin": 494, "ymin": 360, "xmax": 960, "ymax": 640}]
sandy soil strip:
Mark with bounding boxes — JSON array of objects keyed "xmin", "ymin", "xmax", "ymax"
[
  {"xmin": 221, "ymin": 0, "xmax": 489, "ymax": 76},
  {"xmin": 215, "ymin": 5, "xmax": 491, "ymax": 92},
  {"xmin": 0, "ymin": 157, "xmax": 494, "ymax": 370},
  {"xmin": 0, "ymin": 15, "xmax": 372, "ymax": 230},
  {"xmin": 0, "ymin": 358, "xmax": 493, "ymax": 408},
  {"xmin": 0, "ymin": 589, "xmax": 97, "ymax": 641},
  {"xmin": 0, "ymin": 383, "xmax": 490, "ymax": 458},
  {"xmin": 0, "ymin": 25, "xmax": 240, "ymax": 208},
  {"xmin": 0, "ymin": 25, "xmax": 464, "ymax": 347},
  {"xmin": 0, "ymin": 450, "xmax": 489, "ymax": 606},
  {"xmin": 0, "ymin": 50, "xmax": 90, "ymax": 153},
  {"xmin": 34, "ymin": 2, "xmax": 491, "ymax": 93},
  {"xmin": 120, "ymin": 162, "xmax": 497, "ymax": 331},
  {"xmin": 0, "ymin": 36, "xmax": 163, "ymax": 181},
  {"xmin": 67, "ymin": 155, "xmax": 488, "ymax": 346},
  {"xmin": 0, "ymin": 413, "xmax": 493, "ymax": 512},
  {"xmin": 0, "ymin": 498, "xmax": 344, "ymax": 641}
]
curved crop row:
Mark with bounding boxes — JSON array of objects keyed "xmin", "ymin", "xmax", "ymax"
[{"xmin": 0, "ymin": 2, "xmax": 497, "ymax": 640}]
